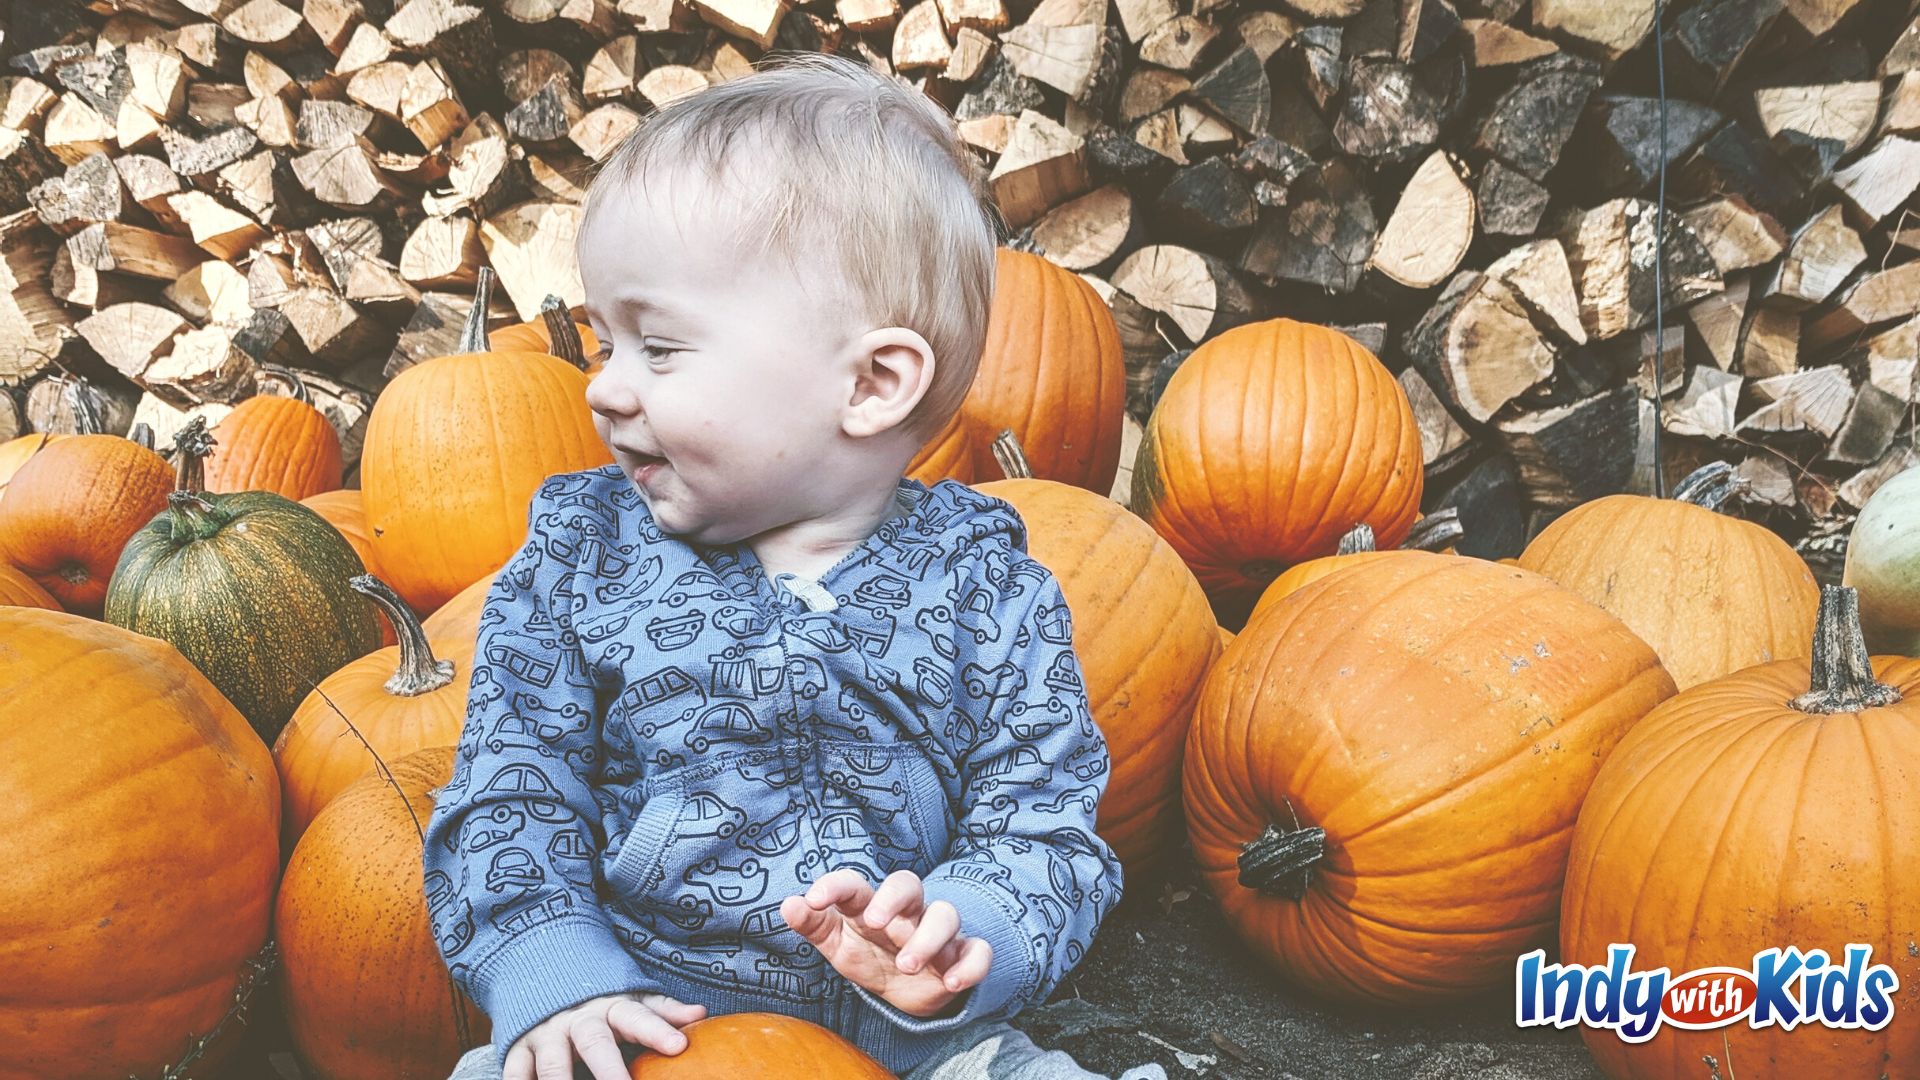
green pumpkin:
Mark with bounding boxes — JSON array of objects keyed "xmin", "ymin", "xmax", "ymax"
[{"xmin": 106, "ymin": 488, "xmax": 382, "ymax": 743}]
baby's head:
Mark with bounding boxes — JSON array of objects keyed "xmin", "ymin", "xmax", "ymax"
[{"xmin": 578, "ymin": 52, "xmax": 1000, "ymax": 546}]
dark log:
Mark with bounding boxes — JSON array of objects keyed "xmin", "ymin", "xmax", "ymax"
[
  {"xmin": 1468, "ymin": 53, "xmax": 1600, "ymax": 181},
  {"xmin": 1662, "ymin": 0, "xmax": 1785, "ymax": 100},
  {"xmin": 1239, "ymin": 156, "xmax": 1375, "ymax": 294},
  {"xmin": 1154, "ymin": 156, "xmax": 1257, "ymax": 241},
  {"xmin": 1568, "ymin": 95, "xmax": 1722, "ymax": 199},
  {"xmin": 1825, "ymin": 383, "xmax": 1906, "ymax": 466},
  {"xmin": 1475, "ymin": 159, "xmax": 1551, "ymax": 237},
  {"xmin": 385, "ymin": 291, "xmax": 468, "ymax": 377},
  {"xmin": 1672, "ymin": 121, "xmax": 1807, "ymax": 221},
  {"xmin": 1188, "ymin": 45, "xmax": 1269, "ymax": 137},
  {"xmin": 1494, "ymin": 384, "xmax": 1639, "ymax": 508},
  {"xmin": 1333, "ymin": 47, "xmax": 1467, "ymax": 165},
  {"xmin": 1426, "ymin": 450, "xmax": 1528, "ymax": 559},
  {"xmin": 383, "ymin": 0, "xmax": 497, "ymax": 106}
]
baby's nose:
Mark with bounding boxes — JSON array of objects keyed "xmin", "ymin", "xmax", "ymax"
[{"xmin": 584, "ymin": 363, "xmax": 640, "ymax": 418}]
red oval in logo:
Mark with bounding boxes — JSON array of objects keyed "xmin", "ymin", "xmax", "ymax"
[{"xmin": 1662, "ymin": 968, "xmax": 1760, "ymax": 1028}]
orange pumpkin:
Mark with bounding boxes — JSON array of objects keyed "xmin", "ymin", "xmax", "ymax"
[
  {"xmin": 628, "ymin": 1014, "xmax": 892, "ymax": 1078},
  {"xmin": 0, "ymin": 432, "xmax": 69, "ymax": 501},
  {"xmin": 277, "ymin": 745, "xmax": 490, "ymax": 1080},
  {"xmin": 1132, "ymin": 319, "xmax": 1424, "ymax": 618},
  {"xmin": 906, "ymin": 409, "xmax": 976, "ymax": 486},
  {"xmin": 203, "ymin": 367, "xmax": 344, "ymax": 501},
  {"xmin": 488, "ymin": 294, "xmax": 601, "ymax": 374},
  {"xmin": 976, "ymin": 437, "xmax": 1219, "ymax": 878},
  {"xmin": 421, "ymin": 568, "xmax": 498, "ymax": 645},
  {"xmin": 0, "ymin": 562, "xmax": 58, "ymax": 609},
  {"xmin": 1519, "ymin": 461, "xmax": 1819, "ymax": 690},
  {"xmin": 1249, "ymin": 523, "xmax": 1402, "ymax": 618},
  {"xmin": 910, "ymin": 248, "xmax": 1125, "ymax": 493},
  {"xmin": 1217, "ymin": 625, "xmax": 1234, "ymax": 649},
  {"xmin": 301, "ymin": 489, "xmax": 394, "ymax": 646},
  {"xmin": 0, "ymin": 608, "xmax": 279, "ymax": 1080},
  {"xmin": 1185, "ymin": 553, "xmax": 1674, "ymax": 1004},
  {"xmin": 361, "ymin": 270, "xmax": 613, "ymax": 612},
  {"xmin": 0, "ymin": 435, "xmax": 174, "ymax": 615},
  {"xmin": 1562, "ymin": 586, "xmax": 1920, "ymax": 1078},
  {"xmin": 274, "ymin": 576, "xmax": 475, "ymax": 847}
]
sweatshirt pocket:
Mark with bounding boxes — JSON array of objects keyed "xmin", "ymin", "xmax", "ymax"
[
  {"xmin": 604, "ymin": 780, "xmax": 687, "ymax": 898},
  {"xmin": 821, "ymin": 742, "xmax": 953, "ymax": 876}
]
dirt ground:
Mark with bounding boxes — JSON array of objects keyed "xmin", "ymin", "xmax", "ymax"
[
  {"xmin": 224, "ymin": 851, "xmax": 1602, "ymax": 1080},
  {"xmin": 1013, "ymin": 855, "xmax": 1605, "ymax": 1080}
]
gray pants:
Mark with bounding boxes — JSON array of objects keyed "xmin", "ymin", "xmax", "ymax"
[{"xmin": 446, "ymin": 1018, "xmax": 1168, "ymax": 1079}]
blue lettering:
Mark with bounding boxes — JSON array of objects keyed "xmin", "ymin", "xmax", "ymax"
[
  {"xmin": 1822, "ymin": 945, "xmax": 1866, "ymax": 1024},
  {"xmin": 1516, "ymin": 950, "xmax": 1543, "ymax": 1026},
  {"xmin": 1545, "ymin": 964, "xmax": 1585, "ymax": 1024},
  {"xmin": 1861, "ymin": 965, "xmax": 1899, "ymax": 1029},
  {"xmin": 1619, "ymin": 969, "xmax": 1667, "ymax": 1042},
  {"xmin": 1752, "ymin": 948, "xmax": 1806, "ymax": 1029},
  {"xmin": 1583, "ymin": 945, "xmax": 1632, "ymax": 1025},
  {"xmin": 1801, "ymin": 950, "xmax": 1830, "ymax": 1022}
]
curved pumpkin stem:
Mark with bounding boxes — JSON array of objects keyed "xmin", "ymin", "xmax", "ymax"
[
  {"xmin": 991, "ymin": 429, "xmax": 1032, "ymax": 480},
  {"xmin": 350, "ymin": 574, "xmax": 457, "ymax": 697},
  {"xmin": 463, "ymin": 266, "xmax": 495, "ymax": 354},
  {"xmin": 1336, "ymin": 523, "xmax": 1376, "ymax": 555},
  {"xmin": 256, "ymin": 363, "xmax": 313, "ymax": 404},
  {"xmin": 1790, "ymin": 585, "xmax": 1903, "ymax": 714},
  {"xmin": 62, "ymin": 376, "xmax": 105, "ymax": 435},
  {"xmin": 172, "ymin": 416, "xmax": 216, "ymax": 493},
  {"xmin": 1400, "ymin": 508, "xmax": 1465, "ymax": 552},
  {"xmin": 166, "ymin": 490, "xmax": 226, "ymax": 543},
  {"xmin": 539, "ymin": 294, "xmax": 588, "ymax": 370},
  {"xmin": 1673, "ymin": 461, "xmax": 1743, "ymax": 513},
  {"xmin": 1237, "ymin": 820, "xmax": 1328, "ymax": 901}
]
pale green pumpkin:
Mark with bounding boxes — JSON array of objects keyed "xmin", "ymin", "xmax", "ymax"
[{"xmin": 1845, "ymin": 464, "xmax": 1920, "ymax": 657}]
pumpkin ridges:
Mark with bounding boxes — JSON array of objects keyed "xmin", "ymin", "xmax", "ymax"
[{"xmin": 0, "ymin": 436, "xmax": 175, "ymax": 614}]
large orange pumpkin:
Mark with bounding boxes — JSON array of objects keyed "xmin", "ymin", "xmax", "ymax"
[
  {"xmin": 361, "ymin": 269, "xmax": 613, "ymax": 612},
  {"xmin": 0, "ymin": 561, "xmax": 58, "ymax": 609},
  {"xmin": 0, "ymin": 608, "xmax": 279, "ymax": 1080},
  {"xmin": 277, "ymin": 745, "xmax": 490, "ymax": 1080},
  {"xmin": 274, "ymin": 575, "xmax": 475, "ymax": 848},
  {"xmin": 909, "ymin": 248, "xmax": 1125, "ymax": 493},
  {"xmin": 0, "ymin": 432, "xmax": 70, "ymax": 501},
  {"xmin": 628, "ymin": 1013, "xmax": 892, "ymax": 1078},
  {"xmin": 0, "ymin": 434, "xmax": 174, "ymax": 615},
  {"xmin": 1519, "ymin": 461, "xmax": 1820, "ymax": 690},
  {"xmin": 203, "ymin": 366, "xmax": 344, "ymax": 501},
  {"xmin": 976, "ymin": 437, "xmax": 1219, "ymax": 878},
  {"xmin": 1185, "ymin": 553, "xmax": 1674, "ymax": 1004},
  {"xmin": 421, "ymin": 568, "xmax": 498, "ymax": 645},
  {"xmin": 1132, "ymin": 319, "xmax": 1424, "ymax": 620},
  {"xmin": 1562, "ymin": 586, "xmax": 1920, "ymax": 1078}
]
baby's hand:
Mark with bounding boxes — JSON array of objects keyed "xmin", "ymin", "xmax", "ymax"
[
  {"xmin": 503, "ymin": 991, "xmax": 707, "ymax": 1080},
  {"xmin": 780, "ymin": 869, "xmax": 993, "ymax": 1019}
]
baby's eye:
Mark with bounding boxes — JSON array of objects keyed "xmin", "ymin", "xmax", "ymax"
[
  {"xmin": 586, "ymin": 345, "xmax": 612, "ymax": 366},
  {"xmin": 638, "ymin": 343, "xmax": 677, "ymax": 361}
]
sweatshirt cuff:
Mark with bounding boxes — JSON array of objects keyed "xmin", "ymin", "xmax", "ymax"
[
  {"xmin": 853, "ymin": 874, "xmax": 1039, "ymax": 1034},
  {"xmin": 468, "ymin": 916, "xmax": 662, "ymax": 1061}
]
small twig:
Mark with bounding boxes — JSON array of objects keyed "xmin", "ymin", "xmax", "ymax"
[{"xmin": 138, "ymin": 940, "xmax": 280, "ymax": 1080}]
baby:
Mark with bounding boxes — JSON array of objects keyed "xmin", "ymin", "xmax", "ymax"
[{"xmin": 424, "ymin": 53, "xmax": 1161, "ymax": 1080}]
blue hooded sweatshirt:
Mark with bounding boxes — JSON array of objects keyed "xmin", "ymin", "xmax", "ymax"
[{"xmin": 422, "ymin": 465, "xmax": 1124, "ymax": 1073}]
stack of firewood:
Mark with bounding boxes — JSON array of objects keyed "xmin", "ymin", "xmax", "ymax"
[{"xmin": 0, "ymin": 0, "xmax": 1915, "ymax": 566}]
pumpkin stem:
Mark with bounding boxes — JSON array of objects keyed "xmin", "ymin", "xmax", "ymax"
[
  {"xmin": 991, "ymin": 429, "xmax": 1033, "ymax": 480},
  {"xmin": 1335, "ymin": 523, "xmax": 1376, "ymax": 555},
  {"xmin": 166, "ymin": 490, "xmax": 227, "ymax": 543},
  {"xmin": 255, "ymin": 363, "xmax": 313, "ymax": 404},
  {"xmin": 129, "ymin": 421, "xmax": 154, "ymax": 450},
  {"xmin": 1400, "ymin": 508, "xmax": 1465, "ymax": 552},
  {"xmin": 539, "ymin": 294, "xmax": 588, "ymax": 370},
  {"xmin": 62, "ymin": 376, "xmax": 105, "ymax": 435},
  {"xmin": 172, "ymin": 416, "xmax": 216, "ymax": 493},
  {"xmin": 1237, "ymin": 820, "xmax": 1328, "ymax": 901},
  {"xmin": 1790, "ymin": 585, "xmax": 1903, "ymax": 714},
  {"xmin": 350, "ymin": 574, "xmax": 458, "ymax": 696},
  {"xmin": 1672, "ymin": 461, "xmax": 1745, "ymax": 513},
  {"xmin": 463, "ymin": 267, "xmax": 495, "ymax": 354}
]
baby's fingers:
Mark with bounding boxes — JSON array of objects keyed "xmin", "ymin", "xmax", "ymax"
[
  {"xmin": 938, "ymin": 935, "xmax": 994, "ymax": 993},
  {"xmin": 895, "ymin": 899, "xmax": 960, "ymax": 974},
  {"xmin": 636, "ymin": 993, "xmax": 708, "ymax": 1028},
  {"xmin": 608, "ymin": 998, "xmax": 697, "ymax": 1056}
]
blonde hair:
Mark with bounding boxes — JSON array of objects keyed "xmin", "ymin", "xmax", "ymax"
[{"xmin": 583, "ymin": 52, "xmax": 1002, "ymax": 437}]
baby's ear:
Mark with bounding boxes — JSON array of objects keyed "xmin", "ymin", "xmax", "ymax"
[{"xmin": 845, "ymin": 327, "xmax": 935, "ymax": 439}]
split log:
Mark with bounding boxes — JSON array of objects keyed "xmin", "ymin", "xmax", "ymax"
[
  {"xmin": 28, "ymin": 152, "xmax": 127, "ymax": 235},
  {"xmin": 1760, "ymin": 203, "xmax": 1865, "ymax": 310},
  {"xmin": 989, "ymin": 109, "xmax": 1089, "ymax": 229},
  {"xmin": 385, "ymin": 290, "xmax": 469, "ymax": 376},
  {"xmin": 164, "ymin": 259, "xmax": 256, "ymax": 325},
  {"xmin": 278, "ymin": 284, "xmax": 388, "ymax": 370},
  {"xmin": 1740, "ymin": 365, "xmax": 1855, "ymax": 438},
  {"xmin": 1153, "ymin": 157, "xmax": 1255, "ymax": 240},
  {"xmin": 1754, "ymin": 81, "xmax": 1880, "ymax": 178},
  {"xmin": 479, "ymin": 200, "xmax": 584, "ymax": 320},
  {"xmin": 1533, "ymin": 0, "xmax": 1653, "ymax": 64},
  {"xmin": 1557, "ymin": 198, "xmax": 1721, "ymax": 342},
  {"xmin": 1679, "ymin": 197, "xmax": 1786, "ymax": 276},
  {"xmin": 1570, "ymin": 95, "xmax": 1721, "ymax": 198},
  {"xmin": 1831, "ymin": 136, "xmax": 1920, "ymax": 227},
  {"xmin": 1027, "ymin": 184, "xmax": 1137, "ymax": 271},
  {"xmin": 1494, "ymin": 384, "xmax": 1639, "ymax": 508},
  {"xmin": 1662, "ymin": 0, "xmax": 1784, "ymax": 100},
  {"xmin": 52, "ymin": 247, "xmax": 148, "ymax": 309},
  {"xmin": 1825, "ymin": 383, "xmax": 1906, "ymax": 466},
  {"xmin": 1110, "ymin": 244, "xmax": 1256, "ymax": 344},
  {"xmin": 1803, "ymin": 262, "xmax": 1920, "ymax": 352},
  {"xmin": 1469, "ymin": 54, "xmax": 1599, "ymax": 181},
  {"xmin": 1464, "ymin": 19, "xmax": 1555, "ymax": 66},
  {"xmin": 1368, "ymin": 149, "xmax": 1473, "ymax": 290},
  {"xmin": 1240, "ymin": 156, "xmax": 1375, "ymax": 294},
  {"xmin": 1664, "ymin": 365, "xmax": 1743, "ymax": 440},
  {"xmin": 1673, "ymin": 122, "xmax": 1806, "ymax": 221},
  {"xmin": 1403, "ymin": 269, "xmax": 1556, "ymax": 422},
  {"xmin": 1476, "ymin": 160, "xmax": 1551, "ymax": 237},
  {"xmin": 66, "ymin": 221, "xmax": 205, "ymax": 280},
  {"xmin": 1334, "ymin": 50, "xmax": 1467, "ymax": 165},
  {"xmin": 76, "ymin": 301, "xmax": 191, "ymax": 383},
  {"xmin": 166, "ymin": 189, "xmax": 268, "ymax": 259},
  {"xmin": 1740, "ymin": 303, "xmax": 1801, "ymax": 379},
  {"xmin": 1685, "ymin": 276, "xmax": 1748, "ymax": 372},
  {"xmin": 143, "ymin": 323, "xmax": 258, "ymax": 405},
  {"xmin": 383, "ymin": 0, "xmax": 497, "ymax": 105},
  {"xmin": 1398, "ymin": 366, "xmax": 1473, "ymax": 473},
  {"xmin": 24, "ymin": 375, "xmax": 139, "ymax": 437}
]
